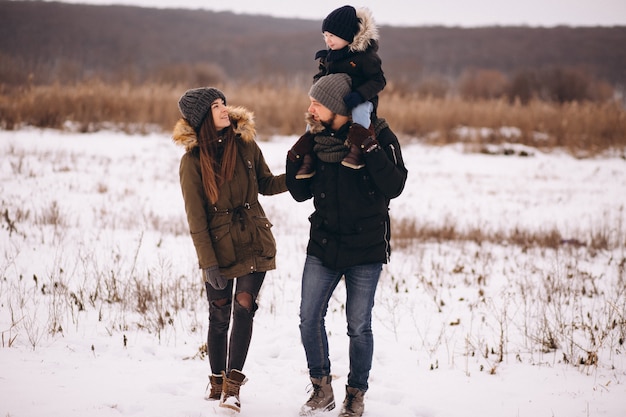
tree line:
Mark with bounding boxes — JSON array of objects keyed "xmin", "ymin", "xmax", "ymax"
[{"xmin": 1, "ymin": 0, "xmax": 625, "ymax": 103}]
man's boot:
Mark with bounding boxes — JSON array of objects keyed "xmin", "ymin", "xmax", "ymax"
[
  {"xmin": 339, "ymin": 386, "xmax": 365, "ymax": 417},
  {"xmin": 299, "ymin": 375, "xmax": 335, "ymax": 416},
  {"xmin": 219, "ymin": 369, "xmax": 247, "ymax": 413},
  {"xmin": 204, "ymin": 373, "xmax": 222, "ymax": 401},
  {"xmin": 296, "ymin": 153, "xmax": 316, "ymax": 179}
]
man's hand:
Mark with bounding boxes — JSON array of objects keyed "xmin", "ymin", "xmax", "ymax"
[
  {"xmin": 288, "ymin": 131, "xmax": 315, "ymax": 162},
  {"xmin": 347, "ymin": 123, "xmax": 378, "ymax": 151}
]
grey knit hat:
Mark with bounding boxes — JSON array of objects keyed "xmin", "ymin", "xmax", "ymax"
[
  {"xmin": 178, "ymin": 87, "xmax": 226, "ymax": 130},
  {"xmin": 308, "ymin": 73, "xmax": 352, "ymax": 116}
]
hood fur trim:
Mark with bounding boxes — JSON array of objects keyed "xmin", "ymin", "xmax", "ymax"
[
  {"xmin": 172, "ymin": 106, "xmax": 255, "ymax": 151},
  {"xmin": 304, "ymin": 112, "xmax": 326, "ymax": 134},
  {"xmin": 350, "ymin": 7, "xmax": 379, "ymax": 53}
]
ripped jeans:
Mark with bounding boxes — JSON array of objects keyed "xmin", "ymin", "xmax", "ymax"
[{"xmin": 205, "ymin": 271, "xmax": 265, "ymax": 374}]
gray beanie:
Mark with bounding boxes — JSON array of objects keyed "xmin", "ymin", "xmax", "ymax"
[
  {"xmin": 178, "ymin": 87, "xmax": 226, "ymax": 130},
  {"xmin": 308, "ymin": 73, "xmax": 352, "ymax": 116}
]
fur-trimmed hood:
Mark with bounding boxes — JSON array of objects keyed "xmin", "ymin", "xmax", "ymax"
[
  {"xmin": 304, "ymin": 112, "xmax": 325, "ymax": 134},
  {"xmin": 172, "ymin": 106, "xmax": 255, "ymax": 152},
  {"xmin": 350, "ymin": 7, "xmax": 379, "ymax": 53}
]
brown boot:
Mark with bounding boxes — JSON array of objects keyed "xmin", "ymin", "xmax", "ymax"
[
  {"xmin": 338, "ymin": 386, "xmax": 365, "ymax": 417},
  {"xmin": 342, "ymin": 123, "xmax": 377, "ymax": 170},
  {"xmin": 204, "ymin": 373, "xmax": 222, "ymax": 401},
  {"xmin": 296, "ymin": 153, "xmax": 316, "ymax": 179},
  {"xmin": 299, "ymin": 375, "xmax": 335, "ymax": 416},
  {"xmin": 220, "ymin": 369, "xmax": 247, "ymax": 413},
  {"xmin": 341, "ymin": 143, "xmax": 365, "ymax": 169}
]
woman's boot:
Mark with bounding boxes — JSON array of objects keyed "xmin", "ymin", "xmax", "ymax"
[
  {"xmin": 220, "ymin": 369, "xmax": 247, "ymax": 413},
  {"xmin": 204, "ymin": 375, "xmax": 224, "ymax": 401},
  {"xmin": 204, "ymin": 373, "xmax": 222, "ymax": 400}
]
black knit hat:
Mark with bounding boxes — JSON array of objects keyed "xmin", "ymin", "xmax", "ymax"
[
  {"xmin": 178, "ymin": 87, "xmax": 226, "ymax": 131},
  {"xmin": 322, "ymin": 5, "xmax": 359, "ymax": 43},
  {"xmin": 309, "ymin": 73, "xmax": 352, "ymax": 116}
]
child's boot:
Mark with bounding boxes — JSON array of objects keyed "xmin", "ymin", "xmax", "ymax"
[
  {"xmin": 341, "ymin": 144, "xmax": 365, "ymax": 169},
  {"xmin": 342, "ymin": 123, "xmax": 376, "ymax": 169},
  {"xmin": 296, "ymin": 153, "xmax": 316, "ymax": 179}
]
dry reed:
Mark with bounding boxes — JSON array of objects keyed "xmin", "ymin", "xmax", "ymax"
[{"xmin": 1, "ymin": 80, "xmax": 625, "ymax": 155}]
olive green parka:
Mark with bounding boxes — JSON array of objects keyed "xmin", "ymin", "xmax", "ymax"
[{"xmin": 172, "ymin": 106, "xmax": 287, "ymax": 279}]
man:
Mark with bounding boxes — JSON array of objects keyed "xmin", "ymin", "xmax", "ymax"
[{"xmin": 286, "ymin": 73, "xmax": 408, "ymax": 417}]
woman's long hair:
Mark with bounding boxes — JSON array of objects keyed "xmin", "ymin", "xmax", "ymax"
[{"xmin": 197, "ymin": 111, "xmax": 238, "ymax": 204}]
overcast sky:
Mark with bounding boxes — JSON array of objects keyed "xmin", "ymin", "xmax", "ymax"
[{"xmin": 44, "ymin": 0, "xmax": 626, "ymax": 27}]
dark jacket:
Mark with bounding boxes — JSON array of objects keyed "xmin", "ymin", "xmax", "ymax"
[
  {"xmin": 286, "ymin": 116, "xmax": 407, "ymax": 270},
  {"xmin": 173, "ymin": 106, "xmax": 287, "ymax": 279},
  {"xmin": 314, "ymin": 7, "xmax": 386, "ymax": 113}
]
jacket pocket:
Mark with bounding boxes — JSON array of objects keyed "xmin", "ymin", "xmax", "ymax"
[
  {"xmin": 252, "ymin": 216, "xmax": 277, "ymax": 258},
  {"xmin": 343, "ymin": 214, "xmax": 386, "ymax": 249},
  {"xmin": 210, "ymin": 223, "xmax": 237, "ymax": 267}
]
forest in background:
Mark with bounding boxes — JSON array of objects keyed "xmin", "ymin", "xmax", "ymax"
[
  {"xmin": 2, "ymin": 1, "xmax": 625, "ymax": 89},
  {"xmin": 1, "ymin": 1, "xmax": 625, "ymax": 155}
]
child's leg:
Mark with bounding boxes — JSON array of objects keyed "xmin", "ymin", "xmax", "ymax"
[
  {"xmin": 351, "ymin": 101, "xmax": 373, "ymax": 128},
  {"xmin": 296, "ymin": 153, "xmax": 316, "ymax": 179},
  {"xmin": 342, "ymin": 101, "xmax": 373, "ymax": 169},
  {"xmin": 295, "ymin": 128, "xmax": 316, "ymax": 179}
]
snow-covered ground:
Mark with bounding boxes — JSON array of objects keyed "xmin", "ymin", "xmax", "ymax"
[{"xmin": 1, "ymin": 128, "xmax": 625, "ymax": 417}]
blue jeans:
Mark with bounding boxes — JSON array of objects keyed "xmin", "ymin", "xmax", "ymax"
[
  {"xmin": 351, "ymin": 101, "xmax": 373, "ymax": 127},
  {"xmin": 299, "ymin": 255, "xmax": 382, "ymax": 391}
]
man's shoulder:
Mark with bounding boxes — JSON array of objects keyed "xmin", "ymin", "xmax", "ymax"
[{"xmin": 371, "ymin": 120, "xmax": 399, "ymax": 147}]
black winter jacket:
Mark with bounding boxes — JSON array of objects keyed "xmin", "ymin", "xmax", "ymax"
[
  {"xmin": 286, "ymin": 118, "xmax": 407, "ymax": 270},
  {"xmin": 313, "ymin": 7, "xmax": 386, "ymax": 114}
]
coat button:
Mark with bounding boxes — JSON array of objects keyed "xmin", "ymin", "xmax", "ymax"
[
  {"xmin": 322, "ymin": 238, "xmax": 328, "ymax": 244},
  {"xmin": 320, "ymin": 192, "xmax": 326, "ymax": 198}
]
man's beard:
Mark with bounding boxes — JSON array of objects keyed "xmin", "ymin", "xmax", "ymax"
[{"xmin": 320, "ymin": 113, "xmax": 337, "ymax": 130}]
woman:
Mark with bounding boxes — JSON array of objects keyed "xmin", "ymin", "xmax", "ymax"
[{"xmin": 172, "ymin": 87, "xmax": 287, "ymax": 413}]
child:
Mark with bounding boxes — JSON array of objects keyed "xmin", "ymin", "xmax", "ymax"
[{"xmin": 296, "ymin": 5, "xmax": 386, "ymax": 178}]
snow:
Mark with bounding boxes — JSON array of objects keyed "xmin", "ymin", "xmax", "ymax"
[{"xmin": 1, "ymin": 128, "xmax": 625, "ymax": 417}]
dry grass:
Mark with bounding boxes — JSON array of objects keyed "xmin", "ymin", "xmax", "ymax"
[
  {"xmin": 1, "ymin": 80, "xmax": 625, "ymax": 155},
  {"xmin": 383, "ymin": 94, "xmax": 626, "ymax": 155},
  {"xmin": 1, "ymin": 126, "xmax": 624, "ymax": 376},
  {"xmin": 0, "ymin": 81, "xmax": 182, "ymax": 134},
  {"xmin": 391, "ymin": 217, "xmax": 625, "ymax": 254}
]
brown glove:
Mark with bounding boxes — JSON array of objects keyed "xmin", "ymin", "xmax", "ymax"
[
  {"xmin": 347, "ymin": 123, "xmax": 378, "ymax": 152},
  {"xmin": 288, "ymin": 132, "xmax": 315, "ymax": 162}
]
